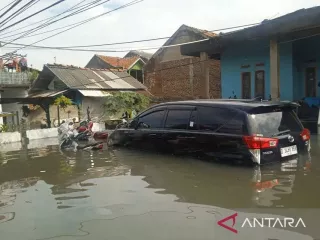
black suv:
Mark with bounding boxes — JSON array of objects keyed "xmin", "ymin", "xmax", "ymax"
[{"xmin": 107, "ymin": 100, "xmax": 311, "ymax": 165}]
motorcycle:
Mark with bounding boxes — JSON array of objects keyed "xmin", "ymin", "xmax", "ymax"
[
  {"xmin": 77, "ymin": 119, "xmax": 109, "ymax": 140},
  {"xmin": 58, "ymin": 121, "xmax": 103, "ymax": 151}
]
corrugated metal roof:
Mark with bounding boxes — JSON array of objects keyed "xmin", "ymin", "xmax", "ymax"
[
  {"xmin": 45, "ymin": 64, "xmax": 146, "ymax": 90},
  {"xmin": 78, "ymin": 90, "xmax": 112, "ymax": 97}
]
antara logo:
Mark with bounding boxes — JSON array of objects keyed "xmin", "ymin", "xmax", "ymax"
[
  {"xmin": 217, "ymin": 213, "xmax": 306, "ymax": 233},
  {"xmin": 217, "ymin": 213, "xmax": 238, "ymax": 233}
]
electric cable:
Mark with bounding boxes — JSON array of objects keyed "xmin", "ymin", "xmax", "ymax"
[
  {"xmin": 3, "ymin": 0, "xmax": 145, "ymax": 52},
  {"xmin": 0, "ymin": 0, "xmax": 40, "ymax": 28},
  {"xmin": 0, "ymin": 0, "xmax": 66, "ymax": 33}
]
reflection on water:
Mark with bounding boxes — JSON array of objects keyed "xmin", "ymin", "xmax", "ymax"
[{"xmin": 0, "ymin": 138, "xmax": 319, "ymax": 239}]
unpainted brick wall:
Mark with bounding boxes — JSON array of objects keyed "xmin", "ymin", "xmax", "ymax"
[{"xmin": 144, "ymin": 57, "xmax": 221, "ymax": 99}]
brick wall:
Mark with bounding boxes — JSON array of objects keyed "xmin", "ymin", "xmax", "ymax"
[{"xmin": 144, "ymin": 57, "xmax": 221, "ymax": 99}]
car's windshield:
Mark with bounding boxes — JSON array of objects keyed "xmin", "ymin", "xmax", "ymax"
[{"xmin": 248, "ymin": 109, "xmax": 303, "ymax": 137}]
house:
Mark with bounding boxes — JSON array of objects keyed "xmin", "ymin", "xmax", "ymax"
[
  {"xmin": 143, "ymin": 24, "xmax": 221, "ymax": 100},
  {"xmin": 124, "ymin": 50, "xmax": 153, "ymax": 63},
  {"xmin": 180, "ymin": 6, "xmax": 320, "ymax": 103},
  {"xmin": 28, "ymin": 64, "xmax": 148, "ymax": 126},
  {"xmin": 85, "ymin": 54, "xmax": 147, "ymax": 84}
]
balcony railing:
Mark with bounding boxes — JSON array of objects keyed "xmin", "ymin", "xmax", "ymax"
[{"xmin": 0, "ymin": 72, "xmax": 30, "ymax": 86}]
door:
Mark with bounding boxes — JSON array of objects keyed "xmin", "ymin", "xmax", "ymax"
[
  {"xmin": 162, "ymin": 107, "xmax": 195, "ymax": 154},
  {"xmin": 127, "ymin": 109, "xmax": 166, "ymax": 150},
  {"xmin": 242, "ymin": 72, "xmax": 251, "ymax": 99},
  {"xmin": 196, "ymin": 106, "xmax": 247, "ymax": 160},
  {"xmin": 255, "ymin": 70, "xmax": 265, "ymax": 99},
  {"xmin": 305, "ymin": 67, "xmax": 317, "ymax": 97}
]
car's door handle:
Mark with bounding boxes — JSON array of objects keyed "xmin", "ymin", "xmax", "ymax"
[{"xmin": 149, "ymin": 133, "xmax": 157, "ymax": 136}]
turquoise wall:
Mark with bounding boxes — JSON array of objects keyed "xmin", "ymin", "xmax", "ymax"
[{"xmin": 220, "ymin": 36, "xmax": 320, "ymax": 101}]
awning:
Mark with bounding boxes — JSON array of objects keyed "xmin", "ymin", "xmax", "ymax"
[
  {"xmin": 78, "ymin": 90, "xmax": 112, "ymax": 97},
  {"xmin": 27, "ymin": 90, "xmax": 68, "ymax": 98}
]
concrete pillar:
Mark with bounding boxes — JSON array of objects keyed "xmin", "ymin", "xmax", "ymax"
[
  {"xmin": 200, "ymin": 52, "xmax": 210, "ymax": 99},
  {"xmin": 270, "ymin": 39, "xmax": 280, "ymax": 101}
]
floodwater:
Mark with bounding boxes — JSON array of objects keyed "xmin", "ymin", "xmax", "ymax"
[{"xmin": 0, "ymin": 137, "xmax": 320, "ymax": 240}]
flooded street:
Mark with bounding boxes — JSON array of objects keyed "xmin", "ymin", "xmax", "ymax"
[{"xmin": 0, "ymin": 136, "xmax": 320, "ymax": 240}]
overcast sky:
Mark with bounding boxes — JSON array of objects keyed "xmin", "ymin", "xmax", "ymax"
[{"xmin": 0, "ymin": 0, "xmax": 318, "ymax": 70}]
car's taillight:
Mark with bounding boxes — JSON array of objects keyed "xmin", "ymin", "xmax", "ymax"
[
  {"xmin": 243, "ymin": 136, "xmax": 279, "ymax": 149},
  {"xmin": 300, "ymin": 128, "xmax": 310, "ymax": 141}
]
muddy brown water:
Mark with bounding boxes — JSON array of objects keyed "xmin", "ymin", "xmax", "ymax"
[{"xmin": 0, "ymin": 137, "xmax": 320, "ymax": 240}]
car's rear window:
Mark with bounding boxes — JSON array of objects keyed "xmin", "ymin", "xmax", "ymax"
[{"xmin": 248, "ymin": 108, "xmax": 303, "ymax": 137}]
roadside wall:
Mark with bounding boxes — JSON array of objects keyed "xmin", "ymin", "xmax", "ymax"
[{"xmin": 0, "ymin": 123, "xmax": 105, "ymax": 144}]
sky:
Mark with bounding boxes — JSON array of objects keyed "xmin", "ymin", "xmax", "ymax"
[{"xmin": 0, "ymin": 0, "xmax": 318, "ymax": 70}]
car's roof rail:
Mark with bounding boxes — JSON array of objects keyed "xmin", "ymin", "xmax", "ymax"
[{"xmin": 202, "ymin": 98, "xmax": 266, "ymax": 103}]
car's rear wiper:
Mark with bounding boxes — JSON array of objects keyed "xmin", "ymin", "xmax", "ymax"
[{"xmin": 271, "ymin": 129, "xmax": 291, "ymax": 137}]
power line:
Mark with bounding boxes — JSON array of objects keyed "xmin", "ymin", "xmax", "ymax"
[
  {"xmin": 0, "ymin": 38, "xmax": 209, "ymax": 52},
  {"xmin": 0, "ymin": 0, "xmax": 40, "ymax": 28},
  {"xmin": 0, "ymin": 0, "xmax": 110, "ymax": 40},
  {"xmin": 2, "ymin": 0, "xmax": 102, "ymax": 44},
  {"xmin": 5, "ymin": 0, "xmax": 110, "ymax": 43},
  {"xmin": 0, "ymin": 21, "xmax": 262, "ymax": 51},
  {"xmin": 0, "ymin": 0, "xmax": 19, "ymax": 13},
  {"xmin": 4, "ymin": 0, "xmax": 145, "ymax": 53},
  {"xmin": 0, "ymin": 0, "xmax": 67, "ymax": 33},
  {"xmin": 0, "ymin": 0, "xmax": 23, "ymax": 20},
  {"xmin": 2, "ymin": 0, "xmax": 133, "ymax": 45},
  {"xmin": 0, "ymin": 0, "xmax": 94, "ymax": 36}
]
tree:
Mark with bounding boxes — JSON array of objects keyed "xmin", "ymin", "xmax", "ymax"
[
  {"xmin": 103, "ymin": 92, "xmax": 150, "ymax": 118},
  {"xmin": 54, "ymin": 95, "xmax": 73, "ymax": 110},
  {"xmin": 29, "ymin": 70, "xmax": 39, "ymax": 84}
]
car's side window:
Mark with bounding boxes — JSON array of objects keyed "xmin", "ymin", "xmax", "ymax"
[
  {"xmin": 197, "ymin": 106, "xmax": 246, "ymax": 134},
  {"xmin": 137, "ymin": 110, "xmax": 165, "ymax": 129},
  {"xmin": 217, "ymin": 113, "xmax": 247, "ymax": 134},
  {"xmin": 164, "ymin": 109, "xmax": 192, "ymax": 130}
]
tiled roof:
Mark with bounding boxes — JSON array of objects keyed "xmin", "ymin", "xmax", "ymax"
[
  {"xmin": 96, "ymin": 55, "xmax": 140, "ymax": 69},
  {"xmin": 185, "ymin": 25, "xmax": 217, "ymax": 38},
  {"xmin": 32, "ymin": 64, "xmax": 146, "ymax": 91}
]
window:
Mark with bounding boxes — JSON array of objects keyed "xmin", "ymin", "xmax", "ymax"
[
  {"xmin": 242, "ymin": 72, "xmax": 251, "ymax": 99},
  {"xmin": 198, "ymin": 106, "xmax": 246, "ymax": 134},
  {"xmin": 255, "ymin": 70, "xmax": 265, "ymax": 99},
  {"xmin": 164, "ymin": 109, "xmax": 192, "ymax": 130},
  {"xmin": 217, "ymin": 114, "xmax": 247, "ymax": 134},
  {"xmin": 248, "ymin": 109, "xmax": 303, "ymax": 137},
  {"xmin": 137, "ymin": 110, "xmax": 165, "ymax": 129}
]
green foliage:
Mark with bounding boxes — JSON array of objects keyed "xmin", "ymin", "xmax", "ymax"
[
  {"xmin": 103, "ymin": 92, "xmax": 150, "ymax": 117},
  {"xmin": 29, "ymin": 70, "xmax": 39, "ymax": 84},
  {"xmin": 54, "ymin": 95, "xmax": 72, "ymax": 110},
  {"xmin": 0, "ymin": 124, "xmax": 9, "ymax": 132}
]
